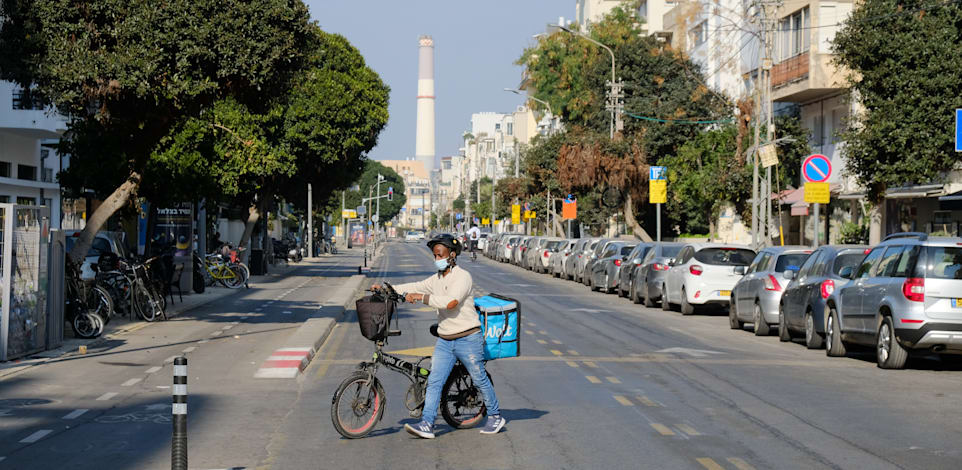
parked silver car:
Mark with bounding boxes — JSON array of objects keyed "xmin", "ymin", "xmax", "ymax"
[
  {"xmin": 564, "ymin": 238, "xmax": 593, "ymax": 280},
  {"xmin": 826, "ymin": 232, "xmax": 962, "ymax": 369},
  {"xmin": 550, "ymin": 239, "xmax": 577, "ymax": 277},
  {"xmin": 581, "ymin": 239, "xmax": 614, "ymax": 285},
  {"xmin": 500, "ymin": 235, "xmax": 521, "ymax": 262},
  {"xmin": 628, "ymin": 242, "xmax": 685, "ymax": 307},
  {"xmin": 511, "ymin": 236, "xmax": 532, "ymax": 266},
  {"xmin": 589, "ymin": 242, "xmax": 636, "ymax": 293},
  {"xmin": 574, "ymin": 238, "xmax": 603, "ymax": 283},
  {"xmin": 731, "ymin": 246, "xmax": 812, "ymax": 336},
  {"xmin": 531, "ymin": 238, "xmax": 564, "ymax": 274}
]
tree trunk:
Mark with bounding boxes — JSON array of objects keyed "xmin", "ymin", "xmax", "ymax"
[
  {"xmin": 68, "ymin": 169, "xmax": 142, "ymax": 264},
  {"xmin": 623, "ymin": 194, "xmax": 653, "ymax": 242},
  {"xmin": 238, "ymin": 200, "xmax": 263, "ymax": 264},
  {"xmin": 550, "ymin": 209, "xmax": 565, "ymax": 237}
]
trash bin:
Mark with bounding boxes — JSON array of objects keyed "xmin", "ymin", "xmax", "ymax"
[{"xmin": 250, "ymin": 249, "xmax": 267, "ymax": 275}]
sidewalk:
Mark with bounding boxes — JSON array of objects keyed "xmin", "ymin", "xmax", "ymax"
[{"xmin": 0, "ymin": 257, "xmax": 311, "ymax": 379}]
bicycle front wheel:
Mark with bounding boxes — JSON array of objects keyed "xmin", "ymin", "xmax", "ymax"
[
  {"xmin": 87, "ymin": 285, "xmax": 115, "ymax": 323},
  {"xmin": 219, "ymin": 265, "xmax": 246, "ymax": 289},
  {"xmin": 133, "ymin": 280, "xmax": 163, "ymax": 322},
  {"xmin": 331, "ymin": 372, "xmax": 385, "ymax": 439},
  {"xmin": 440, "ymin": 364, "xmax": 489, "ymax": 429}
]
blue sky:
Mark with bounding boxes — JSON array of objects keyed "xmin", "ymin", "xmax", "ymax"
[{"xmin": 304, "ymin": 1, "xmax": 573, "ymax": 163}]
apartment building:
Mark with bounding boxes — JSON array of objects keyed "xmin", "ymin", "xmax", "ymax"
[
  {"xmin": 380, "ymin": 159, "xmax": 431, "ymax": 229},
  {"xmin": 0, "ymin": 81, "xmax": 69, "ymax": 228}
]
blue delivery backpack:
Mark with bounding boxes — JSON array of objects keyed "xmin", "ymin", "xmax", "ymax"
[{"xmin": 473, "ymin": 294, "xmax": 521, "ymax": 360}]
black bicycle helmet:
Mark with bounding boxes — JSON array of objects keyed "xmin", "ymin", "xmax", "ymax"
[{"xmin": 427, "ymin": 234, "xmax": 461, "ymax": 256}]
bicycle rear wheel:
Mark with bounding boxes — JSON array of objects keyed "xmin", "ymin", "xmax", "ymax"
[
  {"xmin": 440, "ymin": 364, "xmax": 489, "ymax": 429},
  {"xmin": 87, "ymin": 285, "xmax": 114, "ymax": 323},
  {"xmin": 331, "ymin": 372, "xmax": 385, "ymax": 439}
]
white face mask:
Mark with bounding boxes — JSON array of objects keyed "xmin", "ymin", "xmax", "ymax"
[{"xmin": 434, "ymin": 258, "xmax": 450, "ymax": 271}]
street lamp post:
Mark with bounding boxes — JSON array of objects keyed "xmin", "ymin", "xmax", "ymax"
[{"xmin": 554, "ymin": 25, "xmax": 618, "ymax": 139}]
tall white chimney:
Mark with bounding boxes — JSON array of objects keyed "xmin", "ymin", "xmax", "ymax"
[{"xmin": 415, "ymin": 35, "xmax": 436, "ymax": 174}]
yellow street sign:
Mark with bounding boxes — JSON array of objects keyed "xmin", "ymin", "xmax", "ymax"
[
  {"xmin": 482, "ymin": 218, "xmax": 490, "ymax": 225},
  {"xmin": 528, "ymin": 211, "xmax": 537, "ymax": 219},
  {"xmin": 342, "ymin": 209, "xmax": 357, "ymax": 218},
  {"xmin": 649, "ymin": 180, "xmax": 667, "ymax": 204},
  {"xmin": 804, "ymin": 182, "xmax": 830, "ymax": 204},
  {"xmin": 511, "ymin": 204, "xmax": 521, "ymax": 225}
]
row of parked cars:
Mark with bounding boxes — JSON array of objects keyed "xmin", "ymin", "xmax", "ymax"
[{"xmin": 481, "ymin": 232, "xmax": 962, "ymax": 369}]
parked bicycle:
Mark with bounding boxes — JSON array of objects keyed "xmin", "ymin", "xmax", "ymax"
[
  {"xmin": 330, "ymin": 282, "xmax": 489, "ymax": 439},
  {"xmin": 193, "ymin": 250, "xmax": 247, "ymax": 290},
  {"xmin": 65, "ymin": 258, "xmax": 108, "ymax": 338}
]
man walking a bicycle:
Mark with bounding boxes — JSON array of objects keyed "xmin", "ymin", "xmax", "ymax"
[{"xmin": 372, "ymin": 234, "xmax": 505, "ymax": 438}]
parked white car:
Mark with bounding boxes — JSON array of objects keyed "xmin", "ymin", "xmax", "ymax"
[{"xmin": 663, "ymin": 243, "xmax": 756, "ymax": 315}]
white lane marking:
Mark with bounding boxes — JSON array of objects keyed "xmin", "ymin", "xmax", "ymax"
[
  {"xmin": 62, "ymin": 409, "xmax": 89, "ymax": 420},
  {"xmin": 145, "ymin": 366, "xmax": 162, "ymax": 374},
  {"xmin": 182, "ymin": 346, "xmax": 196, "ymax": 353},
  {"xmin": 231, "ymin": 321, "xmax": 239, "ymax": 325},
  {"xmin": 210, "ymin": 331, "xmax": 221, "ymax": 337},
  {"xmin": 121, "ymin": 378, "xmax": 142, "ymax": 387},
  {"xmin": 221, "ymin": 325, "xmax": 233, "ymax": 330},
  {"xmin": 96, "ymin": 392, "xmax": 118, "ymax": 401},
  {"xmin": 164, "ymin": 356, "xmax": 178, "ymax": 363},
  {"xmin": 282, "ymin": 311, "xmax": 292, "ymax": 314},
  {"xmin": 240, "ymin": 317, "xmax": 248, "ymax": 321},
  {"xmin": 0, "ymin": 457, "xmax": 5, "ymax": 463},
  {"xmin": 255, "ymin": 308, "xmax": 263, "ymax": 312},
  {"xmin": 19, "ymin": 430, "xmax": 52, "ymax": 443},
  {"xmin": 198, "ymin": 339, "xmax": 209, "ymax": 344}
]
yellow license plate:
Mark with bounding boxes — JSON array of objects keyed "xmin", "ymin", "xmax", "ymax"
[{"xmin": 719, "ymin": 290, "xmax": 732, "ymax": 297}]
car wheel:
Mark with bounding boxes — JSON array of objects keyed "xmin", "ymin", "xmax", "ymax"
[
  {"xmin": 643, "ymin": 282, "xmax": 655, "ymax": 308},
  {"xmin": 619, "ymin": 281, "xmax": 627, "ymax": 298},
  {"xmin": 877, "ymin": 316, "xmax": 908, "ymax": 369},
  {"xmin": 825, "ymin": 308, "xmax": 846, "ymax": 357},
  {"xmin": 804, "ymin": 310, "xmax": 824, "ymax": 349},
  {"xmin": 752, "ymin": 302, "xmax": 770, "ymax": 336},
  {"xmin": 589, "ymin": 275, "xmax": 599, "ymax": 292},
  {"xmin": 661, "ymin": 285, "xmax": 672, "ymax": 311},
  {"xmin": 680, "ymin": 288, "xmax": 695, "ymax": 315},
  {"xmin": 630, "ymin": 281, "xmax": 641, "ymax": 305},
  {"xmin": 778, "ymin": 305, "xmax": 792, "ymax": 342},
  {"xmin": 729, "ymin": 300, "xmax": 743, "ymax": 329}
]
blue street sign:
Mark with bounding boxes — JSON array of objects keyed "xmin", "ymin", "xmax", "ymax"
[
  {"xmin": 956, "ymin": 109, "xmax": 962, "ymax": 152},
  {"xmin": 455, "ymin": 212, "xmax": 462, "ymax": 220},
  {"xmin": 649, "ymin": 166, "xmax": 667, "ymax": 181},
  {"xmin": 564, "ymin": 194, "xmax": 576, "ymax": 203},
  {"xmin": 802, "ymin": 154, "xmax": 832, "ymax": 183}
]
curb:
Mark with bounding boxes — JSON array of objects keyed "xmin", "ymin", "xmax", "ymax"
[{"xmin": 253, "ymin": 273, "xmax": 369, "ymax": 379}]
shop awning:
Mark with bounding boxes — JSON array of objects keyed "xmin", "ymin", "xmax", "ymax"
[
  {"xmin": 939, "ymin": 190, "xmax": 962, "ymax": 211},
  {"xmin": 885, "ymin": 184, "xmax": 944, "ymax": 199}
]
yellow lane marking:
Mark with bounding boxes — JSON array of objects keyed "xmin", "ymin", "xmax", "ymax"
[
  {"xmin": 567, "ymin": 350, "xmax": 580, "ymax": 356},
  {"xmin": 386, "ymin": 346, "xmax": 435, "ymax": 356},
  {"xmin": 551, "ymin": 339, "xmax": 562, "ymax": 344},
  {"xmin": 528, "ymin": 322, "xmax": 536, "ymax": 327},
  {"xmin": 524, "ymin": 330, "xmax": 534, "ymax": 335},
  {"xmin": 606, "ymin": 376, "xmax": 621, "ymax": 384},
  {"xmin": 727, "ymin": 457, "xmax": 756, "ymax": 470},
  {"xmin": 586, "ymin": 375, "xmax": 602, "ymax": 384},
  {"xmin": 537, "ymin": 339, "xmax": 547, "ymax": 345},
  {"xmin": 314, "ymin": 325, "xmax": 348, "ymax": 379},
  {"xmin": 651, "ymin": 423, "xmax": 675, "ymax": 436},
  {"xmin": 677, "ymin": 424, "xmax": 701, "ymax": 436},
  {"xmin": 584, "ymin": 361, "xmax": 599, "ymax": 368},
  {"xmin": 550, "ymin": 350, "xmax": 563, "ymax": 356},
  {"xmin": 637, "ymin": 396, "xmax": 658, "ymax": 407},
  {"xmin": 697, "ymin": 458, "xmax": 726, "ymax": 470},
  {"xmin": 538, "ymin": 330, "xmax": 548, "ymax": 335},
  {"xmin": 613, "ymin": 395, "xmax": 633, "ymax": 406},
  {"xmin": 565, "ymin": 361, "xmax": 579, "ymax": 368}
]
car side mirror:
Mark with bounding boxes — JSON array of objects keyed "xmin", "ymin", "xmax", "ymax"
[
  {"xmin": 784, "ymin": 269, "xmax": 795, "ymax": 280},
  {"xmin": 733, "ymin": 265, "xmax": 746, "ymax": 275},
  {"xmin": 839, "ymin": 266, "xmax": 854, "ymax": 279}
]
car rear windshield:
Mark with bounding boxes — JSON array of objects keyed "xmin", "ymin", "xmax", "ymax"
[
  {"xmin": 694, "ymin": 248, "xmax": 755, "ymax": 266},
  {"xmin": 774, "ymin": 253, "xmax": 809, "ymax": 272},
  {"xmin": 925, "ymin": 246, "xmax": 962, "ymax": 279},
  {"xmin": 621, "ymin": 246, "xmax": 636, "ymax": 256},
  {"xmin": 546, "ymin": 241, "xmax": 563, "ymax": 250},
  {"xmin": 833, "ymin": 253, "xmax": 866, "ymax": 275},
  {"xmin": 661, "ymin": 246, "xmax": 682, "ymax": 258}
]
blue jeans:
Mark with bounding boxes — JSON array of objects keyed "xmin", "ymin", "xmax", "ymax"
[{"xmin": 422, "ymin": 331, "xmax": 500, "ymax": 425}]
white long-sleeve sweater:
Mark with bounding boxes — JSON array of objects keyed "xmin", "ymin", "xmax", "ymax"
[{"xmin": 393, "ymin": 265, "xmax": 480, "ymax": 337}]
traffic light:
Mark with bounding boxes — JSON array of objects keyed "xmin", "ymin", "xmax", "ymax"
[{"xmin": 387, "ymin": 186, "xmax": 393, "ymax": 201}]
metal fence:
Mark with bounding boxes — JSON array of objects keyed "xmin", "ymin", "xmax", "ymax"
[{"xmin": 0, "ymin": 204, "xmax": 52, "ymax": 362}]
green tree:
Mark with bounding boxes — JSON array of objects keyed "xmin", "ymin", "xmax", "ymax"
[
  {"xmin": 832, "ymin": 0, "xmax": 962, "ymax": 201},
  {"xmin": 340, "ymin": 160, "xmax": 407, "ymax": 223},
  {"xmin": 0, "ymin": 0, "xmax": 314, "ymax": 261}
]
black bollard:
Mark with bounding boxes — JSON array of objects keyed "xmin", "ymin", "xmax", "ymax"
[{"xmin": 172, "ymin": 356, "xmax": 188, "ymax": 470}]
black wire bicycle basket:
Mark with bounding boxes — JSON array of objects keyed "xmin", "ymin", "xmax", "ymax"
[{"xmin": 356, "ymin": 293, "xmax": 396, "ymax": 341}]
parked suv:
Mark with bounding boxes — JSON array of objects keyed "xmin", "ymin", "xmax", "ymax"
[
  {"xmin": 826, "ymin": 233, "xmax": 962, "ymax": 369},
  {"xmin": 588, "ymin": 242, "xmax": 636, "ymax": 293},
  {"xmin": 778, "ymin": 245, "xmax": 868, "ymax": 349},
  {"xmin": 730, "ymin": 246, "xmax": 811, "ymax": 336},
  {"xmin": 663, "ymin": 243, "xmax": 755, "ymax": 315}
]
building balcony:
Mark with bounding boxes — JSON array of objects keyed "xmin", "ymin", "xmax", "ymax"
[
  {"xmin": 772, "ymin": 51, "xmax": 846, "ymax": 104},
  {"xmin": 0, "ymin": 82, "xmax": 67, "ymax": 138}
]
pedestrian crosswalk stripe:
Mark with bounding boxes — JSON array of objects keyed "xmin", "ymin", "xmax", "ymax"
[
  {"xmin": 551, "ymin": 339, "xmax": 562, "ymax": 344},
  {"xmin": 584, "ymin": 361, "xmax": 598, "ymax": 368},
  {"xmin": 567, "ymin": 350, "xmax": 580, "ymax": 356},
  {"xmin": 62, "ymin": 409, "xmax": 88, "ymax": 420},
  {"xmin": 606, "ymin": 376, "xmax": 621, "ymax": 384},
  {"xmin": 19, "ymin": 430, "xmax": 52, "ymax": 443},
  {"xmin": 727, "ymin": 457, "xmax": 756, "ymax": 470},
  {"xmin": 538, "ymin": 330, "xmax": 548, "ymax": 335},
  {"xmin": 696, "ymin": 458, "xmax": 725, "ymax": 470},
  {"xmin": 537, "ymin": 339, "xmax": 547, "ymax": 344},
  {"xmin": 637, "ymin": 395, "xmax": 658, "ymax": 407},
  {"xmin": 651, "ymin": 423, "xmax": 675, "ymax": 435},
  {"xmin": 613, "ymin": 395, "xmax": 633, "ymax": 406},
  {"xmin": 121, "ymin": 378, "xmax": 142, "ymax": 387},
  {"xmin": 565, "ymin": 361, "xmax": 579, "ymax": 368},
  {"xmin": 677, "ymin": 424, "xmax": 701, "ymax": 436},
  {"xmin": 586, "ymin": 375, "xmax": 601, "ymax": 384}
]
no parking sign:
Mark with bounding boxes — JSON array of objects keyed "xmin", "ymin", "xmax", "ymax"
[{"xmin": 803, "ymin": 154, "xmax": 832, "ymax": 204}]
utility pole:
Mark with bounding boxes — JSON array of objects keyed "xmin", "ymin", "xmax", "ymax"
[
  {"xmin": 341, "ymin": 190, "xmax": 346, "ymax": 244},
  {"xmin": 751, "ymin": 0, "xmax": 779, "ymax": 249},
  {"xmin": 307, "ymin": 183, "xmax": 313, "ymax": 258}
]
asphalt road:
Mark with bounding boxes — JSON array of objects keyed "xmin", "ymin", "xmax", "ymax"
[
  {"xmin": 0, "ymin": 252, "xmax": 363, "ymax": 470},
  {"xmin": 271, "ymin": 241, "xmax": 962, "ymax": 470}
]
